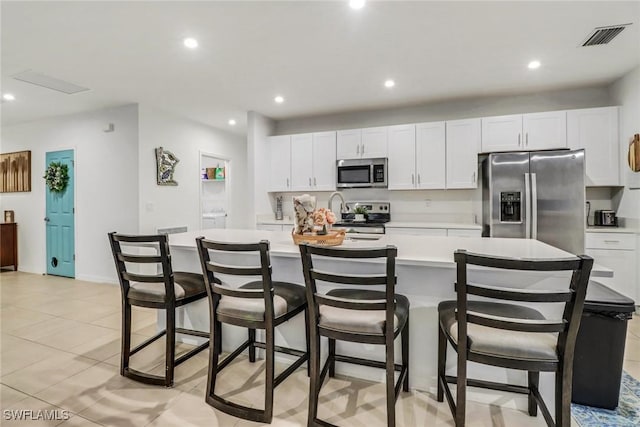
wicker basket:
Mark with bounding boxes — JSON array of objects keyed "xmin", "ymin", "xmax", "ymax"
[{"xmin": 291, "ymin": 230, "xmax": 346, "ymax": 246}]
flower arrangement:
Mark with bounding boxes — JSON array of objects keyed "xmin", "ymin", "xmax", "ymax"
[
  {"xmin": 313, "ymin": 208, "xmax": 337, "ymax": 232},
  {"xmin": 43, "ymin": 162, "xmax": 69, "ymax": 193}
]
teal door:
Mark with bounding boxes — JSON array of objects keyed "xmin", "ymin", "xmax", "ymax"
[{"xmin": 45, "ymin": 150, "xmax": 75, "ymax": 278}]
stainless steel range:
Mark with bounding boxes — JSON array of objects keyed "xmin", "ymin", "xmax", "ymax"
[{"xmin": 332, "ymin": 202, "xmax": 390, "ymax": 237}]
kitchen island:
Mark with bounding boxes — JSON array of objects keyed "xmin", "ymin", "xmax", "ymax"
[{"xmin": 166, "ymin": 229, "xmax": 610, "ymax": 409}]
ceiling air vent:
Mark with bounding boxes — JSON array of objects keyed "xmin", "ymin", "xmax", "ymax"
[
  {"xmin": 582, "ymin": 24, "xmax": 631, "ymax": 46},
  {"xmin": 12, "ymin": 70, "xmax": 90, "ymax": 94}
]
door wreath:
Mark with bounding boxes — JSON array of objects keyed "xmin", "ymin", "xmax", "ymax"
[{"xmin": 43, "ymin": 162, "xmax": 69, "ymax": 193}]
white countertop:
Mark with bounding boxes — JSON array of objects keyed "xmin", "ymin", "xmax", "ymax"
[
  {"xmin": 170, "ymin": 228, "xmax": 611, "ymax": 276},
  {"xmin": 385, "ymin": 221, "xmax": 481, "ymax": 230}
]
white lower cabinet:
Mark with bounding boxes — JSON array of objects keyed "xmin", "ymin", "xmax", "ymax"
[{"xmin": 585, "ymin": 232, "xmax": 637, "ymax": 301}]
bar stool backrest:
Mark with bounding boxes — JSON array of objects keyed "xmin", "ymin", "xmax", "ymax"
[{"xmin": 299, "ymin": 244, "xmax": 398, "ymax": 339}]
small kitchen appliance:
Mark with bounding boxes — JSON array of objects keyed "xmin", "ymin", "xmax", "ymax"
[
  {"xmin": 594, "ymin": 210, "xmax": 617, "ymax": 227},
  {"xmin": 336, "ymin": 158, "xmax": 387, "ymax": 188}
]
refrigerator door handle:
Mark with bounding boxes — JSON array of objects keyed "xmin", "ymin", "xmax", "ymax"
[
  {"xmin": 531, "ymin": 173, "xmax": 538, "ymax": 239},
  {"xmin": 524, "ymin": 173, "xmax": 531, "ymax": 238}
]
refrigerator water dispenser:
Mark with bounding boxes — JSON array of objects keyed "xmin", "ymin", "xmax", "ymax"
[{"xmin": 500, "ymin": 192, "xmax": 521, "ymax": 222}]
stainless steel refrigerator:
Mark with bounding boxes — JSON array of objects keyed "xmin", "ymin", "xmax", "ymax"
[{"xmin": 482, "ymin": 149, "xmax": 585, "ymax": 255}]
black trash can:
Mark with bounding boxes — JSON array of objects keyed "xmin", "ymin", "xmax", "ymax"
[{"xmin": 571, "ymin": 280, "xmax": 636, "ymax": 409}]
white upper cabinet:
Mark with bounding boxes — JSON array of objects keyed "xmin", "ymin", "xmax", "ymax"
[
  {"xmin": 446, "ymin": 118, "xmax": 480, "ymax": 189},
  {"xmin": 388, "ymin": 122, "xmax": 445, "ymax": 190},
  {"xmin": 567, "ymin": 107, "xmax": 619, "ymax": 186},
  {"xmin": 416, "ymin": 122, "xmax": 446, "ymax": 189},
  {"xmin": 337, "ymin": 129, "xmax": 362, "ymax": 160},
  {"xmin": 290, "ymin": 134, "xmax": 314, "ymax": 191},
  {"xmin": 337, "ymin": 127, "xmax": 388, "ymax": 159},
  {"xmin": 311, "ymin": 131, "xmax": 337, "ymax": 191},
  {"xmin": 290, "ymin": 132, "xmax": 337, "ymax": 191},
  {"xmin": 522, "ymin": 111, "xmax": 567, "ymax": 150},
  {"xmin": 267, "ymin": 135, "xmax": 291, "ymax": 192},
  {"xmin": 361, "ymin": 126, "xmax": 388, "ymax": 158},
  {"xmin": 481, "ymin": 111, "xmax": 567, "ymax": 152},
  {"xmin": 481, "ymin": 114, "xmax": 523, "ymax": 152},
  {"xmin": 388, "ymin": 124, "xmax": 417, "ymax": 190}
]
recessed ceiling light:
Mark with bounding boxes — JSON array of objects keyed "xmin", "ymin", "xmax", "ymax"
[
  {"xmin": 349, "ymin": 0, "xmax": 366, "ymax": 9},
  {"xmin": 384, "ymin": 79, "xmax": 395, "ymax": 88},
  {"xmin": 2, "ymin": 93, "xmax": 15, "ymax": 101},
  {"xmin": 274, "ymin": 95, "xmax": 284, "ymax": 104},
  {"xmin": 528, "ymin": 60, "xmax": 541, "ymax": 69},
  {"xmin": 228, "ymin": 119, "xmax": 236, "ymax": 126},
  {"xmin": 183, "ymin": 38, "xmax": 198, "ymax": 49}
]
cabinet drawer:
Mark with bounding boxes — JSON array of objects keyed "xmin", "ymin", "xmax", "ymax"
[
  {"xmin": 585, "ymin": 232, "xmax": 635, "ymax": 250},
  {"xmin": 386, "ymin": 227, "xmax": 447, "ymax": 236}
]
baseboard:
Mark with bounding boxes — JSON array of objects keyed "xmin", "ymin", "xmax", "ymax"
[{"xmin": 75, "ymin": 274, "xmax": 119, "ymax": 285}]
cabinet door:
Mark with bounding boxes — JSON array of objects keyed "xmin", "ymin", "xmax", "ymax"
[
  {"xmin": 447, "ymin": 228, "xmax": 481, "ymax": 237},
  {"xmin": 481, "ymin": 114, "xmax": 523, "ymax": 153},
  {"xmin": 256, "ymin": 224, "xmax": 284, "ymax": 231},
  {"xmin": 312, "ymin": 131, "xmax": 337, "ymax": 191},
  {"xmin": 523, "ymin": 111, "xmax": 567, "ymax": 150},
  {"xmin": 568, "ymin": 107, "xmax": 619, "ymax": 186},
  {"xmin": 290, "ymin": 134, "xmax": 313, "ymax": 191},
  {"xmin": 361, "ymin": 126, "xmax": 388, "ymax": 158},
  {"xmin": 586, "ymin": 249, "xmax": 637, "ymax": 302},
  {"xmin": 446, "ymin": 118, "xmax": 480, "ymax": 189},
  {"xmin": 337, "ymin": 129, "xmax": 362, "ymax": 160},
  {"xmin": 416, "ymin": 121, "xmax": 446, "ymax": 189},
  {"xmin": 268, "ymin": 135, "xmax": 291, "ymax": 192},
  {"xmin": 388, "ymin": 124, "xmax": 416, "ymax": 190}
]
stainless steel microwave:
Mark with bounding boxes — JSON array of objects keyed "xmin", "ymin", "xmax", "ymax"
[{"xmin": 336, "ymin": 158, "xmax": 388, "ymax": 188}]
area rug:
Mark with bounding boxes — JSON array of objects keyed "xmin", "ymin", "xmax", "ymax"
[{"xmin": 572, "ymin": 371, "xmax": 640, "ymax": 427}]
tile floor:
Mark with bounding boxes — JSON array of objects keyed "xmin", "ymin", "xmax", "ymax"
[{"xmin": 1, "ymin": 271, "xmax": 638, "ymax": 426}]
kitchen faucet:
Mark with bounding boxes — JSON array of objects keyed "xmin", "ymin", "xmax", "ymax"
[{"xmin": 328, "ymin": 191, "xmax": 346, "ymax": 214}]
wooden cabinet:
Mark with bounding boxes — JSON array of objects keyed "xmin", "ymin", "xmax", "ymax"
[
  {"xmin": 290, "ymin": 132, "xmax": 337, "ymax": 191},
  {"xmin": 267, "ymin": 135, "xmax": 291, "ymax": 192},
  {"xmin": 388, "ymin": 123, "xmax": 446, "ymax": 190},
  {"xmin": 0, "ymin": 223, "xmax": 17, "ymax": 270},
  {"xmin": 337, "ymin": 127, "xmax": 387, "ymax": 160},
  {"xmin": 481, "ymin": 111, "xmax": 567, "ymax": 152},
  {"xmin": 568, "ymin": 107, "xmax": 619, "ymax": 186},
  {"xmin": 446, "ymin": 118, "xmax": 480, "ymax": 189},
  {"xmin": 585, "ymin": 232, "xmax": 637, "ymax": 301}
]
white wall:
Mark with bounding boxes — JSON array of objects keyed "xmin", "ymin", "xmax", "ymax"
[
  {"xmin": 0, "ymin": 104, "xmax": 139, "ymax": 282},
  {"xmin": 275, "ymin": 86, "xmax": 612, "ymax": 135},
  {"xmin": 247, "ymin": 111, "xmax": 276, "ymax": 225},
  {"xmin": 609, "ymin": 66, "xmax": 640, "ymax": 221},
  {"xmin": 137, "ymin": 105, "xmax": 249, "ymax": 234}
]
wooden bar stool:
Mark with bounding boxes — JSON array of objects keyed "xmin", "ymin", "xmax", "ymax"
[
  {"xmin": 437, "ymin": 250, "xmax": 593, "ymax": 427},
  {"xmin": 196, "ymin": 238, "xmax": 309, "ymax": 424},
  {"xmin": 299, "ymin": 243, "xmax": 409, "ymax": 427},
  {"xmin": 108, "ymin": 232, "xmax": 210, "ymax": 387}
]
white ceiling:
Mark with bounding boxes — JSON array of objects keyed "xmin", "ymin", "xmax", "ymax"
[{"xmin": 2, "ymin": 1, "xmax": 639, "ymax": 134}]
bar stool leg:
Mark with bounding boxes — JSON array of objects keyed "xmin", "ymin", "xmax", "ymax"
[
  {"xmin": 264, "ymin": 326, "xmax": 275, "ymax": 423},
  {"xmin": 437, "ymin": 324, "xmax": 446, "ymax": 402},
  {"xmin": 307, "ymin": 328, "xmax": 321, "ymax": 427},
  {"xmin": 304, "ymin": 308, "xmax": 311, "ymax": 377},
  {"xmin": 328, "ymin": 338, "xmax": 336, "ymax": 378},
  {"xmin": 528, "ymin": 371, "xmax": 539, "ymax": 416},
  {"xmin": 165, "ymin": 306, "xmax": 176, "ymax": 387},
  {"xmin": 385, "ymin": 333, "xmax": 396, "ymax": 427},
  {"xmin": 249, "ymin": 329, "xmax": 256, "ymax": 362},
  {"xmin": 121, "ymin": 302, "xmax": 132, "ymax": 376},
  {"xmin": 402, "ymin": 316, "xmax": 410, "ymax": 392}
]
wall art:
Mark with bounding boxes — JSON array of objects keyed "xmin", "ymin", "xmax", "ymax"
[
  {"xmin": 155, "ymin": 147, "xmax": 179, "ymax": 186},
  {"xmin": 0, "ymin": 150, "xmax": 31, "ymax": 193}
]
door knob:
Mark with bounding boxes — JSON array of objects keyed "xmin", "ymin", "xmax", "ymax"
[{"xmin": 44, "ymin": 217, "xmax": 50, "ymax": 222}]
